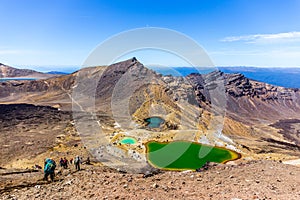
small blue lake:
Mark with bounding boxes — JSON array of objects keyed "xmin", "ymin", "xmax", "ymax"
[{"xmin": 144, "ymin": 117, "xmax": 165, "ymax": 128}]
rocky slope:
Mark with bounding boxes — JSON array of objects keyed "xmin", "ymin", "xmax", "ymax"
[
  {"xmin": 1, "ymin": 160, "xmax": 300, "ymax": 199},
  {"xmin": 0, "ymin": 104, "xmax": 72, "ymax": 167}
]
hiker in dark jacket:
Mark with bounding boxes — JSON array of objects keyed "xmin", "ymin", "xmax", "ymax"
[
  {"xmin": 59, "ymin": 158, "xmax": 64, "ymax": 168},
  {"xmin": 44, "ymin": 158, "xmax": 56, "ymax": 182},
  {"xmin": 63, "ymin": 157, "xmax": 69, "ymax": 169}
]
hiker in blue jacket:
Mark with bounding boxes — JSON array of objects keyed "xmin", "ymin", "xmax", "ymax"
[{"xmin": 44, "ymin": 158, "xmax": 56, "ymax": 182}]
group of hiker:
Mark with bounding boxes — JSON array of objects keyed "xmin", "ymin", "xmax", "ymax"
[
  {"xmin": 43, "ymin": 155, "xmax": 83, "ymax": 182},
  {"xmin": 59, "ymin": 157, "xmax": 69, "ymax": 169}
]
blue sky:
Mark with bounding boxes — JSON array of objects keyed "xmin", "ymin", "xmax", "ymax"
[{"xmin": 0, "ymin": 0, "xmax": 300, "ymax": 71}]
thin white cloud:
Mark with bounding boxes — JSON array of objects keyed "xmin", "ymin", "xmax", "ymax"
[
  {"xmin": 221, "ymin": 31, "xmax": 300, "ymax": 43},
  {"xmin": 210, "ymin": 47, "xmax": 300, "ymax": 57},
  {"xmin": 209, "ymin": 47, "xmax": 300, "ymax": 67}
]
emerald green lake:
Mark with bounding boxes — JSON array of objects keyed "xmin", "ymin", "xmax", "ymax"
[
  {"xmin": 146, "ymin": 141, "xmax": 240, "ymax": 170},
  {"xmin": 144, "ymin": 117, "xmax": 164, "ymax": 128},
  {"xmin": 119, "ymin": 137, "xmax": 137, "ymax": 144}
]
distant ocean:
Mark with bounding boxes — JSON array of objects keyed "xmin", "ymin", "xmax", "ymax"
[
  {"xmin": 149, "ymin": 66, "xmax": 215, "ymax": 76},
  {"xmin": 219, "ymin": 67, "xmax": 300, "ymax": 89},
  {"xmin": 0, "ymin": 78, "xmax": 36, "ymax": 82}
]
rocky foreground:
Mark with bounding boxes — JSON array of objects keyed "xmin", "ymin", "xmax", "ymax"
[{"xmin": 1, "ymin": 160, "xmax": 300, "ymax": 200}]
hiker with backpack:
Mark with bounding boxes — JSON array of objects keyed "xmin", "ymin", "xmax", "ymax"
[
  {"xmin": 44, "ymin": 158, "xmax": 56, "ymax": 182},
  {"xmin": 74, "ymin": 155, "xmax": 81, "ymax": 171}
]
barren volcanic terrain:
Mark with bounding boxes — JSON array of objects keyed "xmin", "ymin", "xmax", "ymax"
[
  {"xmin": 1, "ymin": 59, "xmax": 300, "ymax": 199},
  {"xmin": 1, "ymin": 160, "xmax": 300, "ymax": 199}
]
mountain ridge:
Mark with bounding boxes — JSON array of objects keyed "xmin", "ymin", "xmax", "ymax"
[
  {"xmin": 0, "ymin": 63, "xmax": 61, "ymax": 79},
  {"xmin": 153, "ymin": 66, "xmax": 300, "ymax": 88}
]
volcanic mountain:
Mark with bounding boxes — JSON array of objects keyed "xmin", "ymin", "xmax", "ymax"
[
  {"xmin": 0, "ymin": 58, "xmax": 300, "ymax": 170},
  {"xmin": 0, "ymin": 63, "xmax": 59, "ymax": 79}
]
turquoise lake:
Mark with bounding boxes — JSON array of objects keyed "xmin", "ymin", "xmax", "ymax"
[{"xmin": 119, "ymin": 137, "xmax": 137, "ymax": 144}]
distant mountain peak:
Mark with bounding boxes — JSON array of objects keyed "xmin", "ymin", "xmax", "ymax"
[
  {"xmin": 0, "ymin": 63, "xmax": 60, "ymax": 79},
  {"xmin": 111, "ymin": 57, "xmax": 139, "ymax": 66}
]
